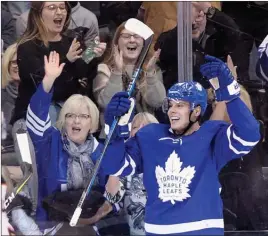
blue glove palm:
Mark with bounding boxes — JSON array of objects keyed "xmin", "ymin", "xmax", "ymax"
[
  {"xmin": 200, "ymin": 55, "xmax": 240, "ymax": 102},
  {"xmin": 104, "ymin": 92, "xmax": 135, "ymax": 138}
]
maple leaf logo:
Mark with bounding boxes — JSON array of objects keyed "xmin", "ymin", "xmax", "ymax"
[{"xmin": 155, "ymin": 151, "xmax": 196, "ymax": 204}]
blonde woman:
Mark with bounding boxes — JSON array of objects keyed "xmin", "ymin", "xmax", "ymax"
[
  {"xmin": 26, "ymin": 51, "xmax": 106, "ymax": 223},
  {"xmin": 93, "ymin": 21, "xmax": 165, "ymax": 138},
  {"xmin": 78, "ymin": 112, "xmax": 159, "ymax": 235},
  {"xmin": 1, "ymin": 43, "xmax": 20, "ymax": 140}
]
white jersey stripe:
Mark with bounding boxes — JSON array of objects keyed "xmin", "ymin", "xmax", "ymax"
[
  {"xmin": 27, "ymin": 105, "xmax": 50, "ymax": 126},
  {"xmin": 145, "ymin": 218, "xmax": 224, "ymax": 234},
  {"xmin": 227, "ymin": 126, "xmax": 251, "ymax": 155},
  {"xmin": 112, "ymin": 158, "xmax": 130, "ymax": 176},
  {"xmin": 232, "ymin": 128, "xmax": 259, "ymax": 146},
  {"xmin": 26, "ymin": 120, "xmax": 43, "ymax": 137},
  {"xmin": 127, "ymin": 154, "xmax": 136, "ymax": 176}
]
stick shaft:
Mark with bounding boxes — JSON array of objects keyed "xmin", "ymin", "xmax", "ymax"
[{"xmin": 70, "ymin": 36, "xmax": 153, "ymax": 227}]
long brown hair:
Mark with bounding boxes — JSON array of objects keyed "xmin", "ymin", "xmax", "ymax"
[
  {"xmin": 103, "ymin": 22, "xmax": 126, "ymax": 67},
  {"xmin": 17, "ymin": 1, "xmax": 71, "ymax": 47}
]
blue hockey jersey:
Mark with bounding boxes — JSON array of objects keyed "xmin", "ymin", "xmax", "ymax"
[
  {"xmin": 26, "ymin": 84, "xmax": 106, "ymax": 222},
  {"xmin": 256, "ymin": 35, "xmax": 268, "ymax": 82},
  {"xmin": 101, "ymin": 98, "xmax": 260, "ymax": 235}
]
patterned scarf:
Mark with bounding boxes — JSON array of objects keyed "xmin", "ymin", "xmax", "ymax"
[{"xmin": 62, "ymin": 132, "xmax": 98, "ymax": 190}]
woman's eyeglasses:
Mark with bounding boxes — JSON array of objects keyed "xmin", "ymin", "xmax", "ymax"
[
  {"xmin": 120, "ymin": 33, "xmax": 142, "ymax": 40},
  {"xmin": 43, "ymin": 4, "xmax": 67, "ymax": 13},
  {"xmin": 65, "ymin": 113, "xmax": 91, "ymax": 121}
]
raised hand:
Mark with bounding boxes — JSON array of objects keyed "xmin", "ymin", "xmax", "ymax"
[
  {"xmin": 226, "ymin": 55, "xmax": 237, "ymax": 81},
  {"xmin": 44, "ymin": 51, "xmax": 65, "ymax": 80},
  {"xmin": 200, "ymin": 55, "xmax": 240, "ymax": 102},
  {"xmin": 113, "ymin": 45, "xmax": 124, "ymax": 72},
  {"xmin": 66, "ymin": 38, "xmax": 83, "ymax": 63},
  {"xmin": 43, "ymin": 51, "xmax": 65, "ymax": 92},
  {"xmin": 145, "ymin": 49, "xmax": 161, "ymax": 73}
]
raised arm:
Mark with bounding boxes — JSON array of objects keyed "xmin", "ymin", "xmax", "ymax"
[
  {"xmin": 200, "ymin": 55, "xmax": 260, "ymax": 171},
  {"xmin": 143, "ymin": 49, "xmax": 166, "ymax": 108},
  {"xmin": 256, "ymin": 35, "xmax": 268, "ymax": 82},
  {"xmin": 26, "ymin": 51, "xmax": 65, "ymax": 141}
]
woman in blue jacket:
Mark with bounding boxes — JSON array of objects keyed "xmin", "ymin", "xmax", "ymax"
[{"xmin": 26, "ymin": 51, "xmax": 105, "ymax": 222}]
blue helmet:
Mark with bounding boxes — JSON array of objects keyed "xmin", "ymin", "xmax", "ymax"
[{"xmin": 163, "ymin": 82, "xmax": 207, "ymax": 115}]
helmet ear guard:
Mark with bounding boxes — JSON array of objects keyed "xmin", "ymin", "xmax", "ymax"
[{"xmin": 162, "ymin": 98, "xmax": 169, "ymax": 114}]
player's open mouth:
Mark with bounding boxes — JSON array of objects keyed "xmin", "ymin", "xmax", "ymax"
[{"xmin": 170, "ymin": 117, "xmax": 180, "ymax": 122}]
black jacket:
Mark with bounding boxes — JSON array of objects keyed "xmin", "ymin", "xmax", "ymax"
[
  {"xmin": 11, "ymin": 36, "xmax": 98, "ymax": 125},
  {"xmin": 155, "ymin": 8, "xmax": 241, "ymax": 91}
]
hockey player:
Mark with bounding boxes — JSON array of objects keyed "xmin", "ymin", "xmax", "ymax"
[
  {"xmin": 101, "ymin": 55, "xmax": 260, "ymax": 235},
  {"xmin": 256, "ymin": 35, "xmax": 268, "ymax": 83}
]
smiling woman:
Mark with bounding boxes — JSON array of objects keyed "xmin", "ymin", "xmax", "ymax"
[
  {"xmin": 93, "ymin": 21, "xmax": 166, "ymax": 138},
  {"xmin": 12, "ymin": 1, "xmax": 106, "ymax": 128}
]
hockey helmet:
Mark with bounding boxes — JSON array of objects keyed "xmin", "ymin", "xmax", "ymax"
[{"xmin": 163, "ymin": 81, "xmax": 207, "ymax": 115}]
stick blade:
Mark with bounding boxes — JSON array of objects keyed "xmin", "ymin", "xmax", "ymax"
[
  {"xmin": 125, "ymin": 18, "xmax": 154, "ymax": 40},
  {"xmin": 16, "ymin": 129, "xmax": 32, "ymax": 165}
]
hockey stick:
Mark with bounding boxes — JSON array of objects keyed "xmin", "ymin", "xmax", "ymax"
[
  {"xmin": 70, "ymin": 18, "xmax": 154, "ymax": 227},
  {"xmin": 3, "ymin": 127, "xmax": 33, "ymax": 212}
]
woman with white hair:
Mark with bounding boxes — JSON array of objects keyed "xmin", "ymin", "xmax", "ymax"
[{"xmin": 26, "ymin": 51, "xmax": 106, "ymax": 223}]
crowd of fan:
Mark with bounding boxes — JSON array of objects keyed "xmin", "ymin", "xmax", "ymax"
[{"xmin": 1, "ymin": 1, "xmax": 268, "ymax": 235}]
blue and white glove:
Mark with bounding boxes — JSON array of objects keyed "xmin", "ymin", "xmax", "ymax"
[
  {"xmin": 200, "ymin": 55, "xmax": 240, "ymax": 102},
  {"xmin": 104, "ymin": 92, "xmax": 135, "ymax": 138}
]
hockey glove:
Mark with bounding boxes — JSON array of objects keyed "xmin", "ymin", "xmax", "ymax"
[
  {"xmin": 200, "ymin": 55, "xmax": 240, "ymax": 102},
  {"xmin": 104, "ymin": 92, "xmax": 135, "ymax": 138}
]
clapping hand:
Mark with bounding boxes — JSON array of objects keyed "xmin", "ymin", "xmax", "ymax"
[
  {"xmin": 226, "ymin": 55, "xmax": 237, "ymax": 81},
  {"xmin": 145, "ymin": 49, "xmax": 161, "ymax": 73},
  {"xmin": 66, "ymin": 38, "xmax": 83, "ymax": 63},
  {"xmin": 113, "ymin": 45, "xmax": 124, "ymax": 72}
]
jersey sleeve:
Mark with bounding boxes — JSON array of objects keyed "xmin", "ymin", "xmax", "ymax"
[
  {"xmin": 256, "ymin": 35, "xmax": 268, "ymax": 82},
  {"xmin": 26, "ymin": 83, "xmax": 54, "ymax": 144},
  {"xmin": 101, "ymin": 137, "xmax": 143, "ymax": 178},
  {"xmin": 213, "ymin": 98, "xmax": 260, "ymax": 171}
]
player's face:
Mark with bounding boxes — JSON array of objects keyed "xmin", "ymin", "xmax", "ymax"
[{"xmin": 167, "ymin": 100, "xmax": 191, "ymax": 134}]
